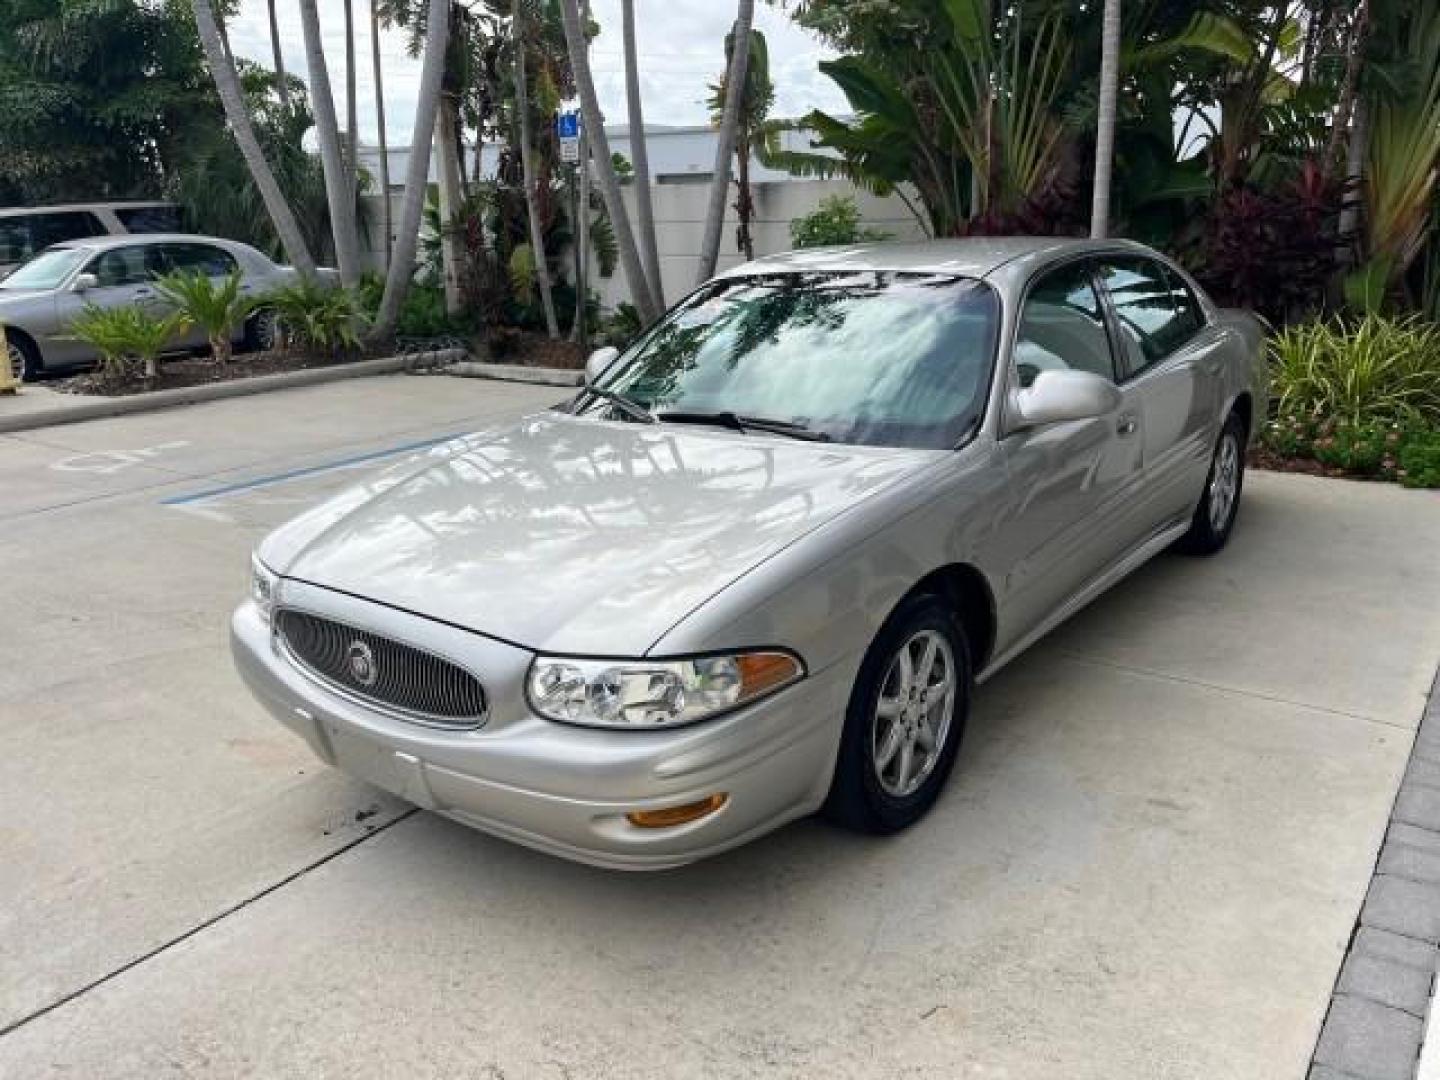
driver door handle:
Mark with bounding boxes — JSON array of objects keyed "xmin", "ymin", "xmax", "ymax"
[{"xmin": 1116, "ymin": 413, "xmax": 1138, "ymax": 437}]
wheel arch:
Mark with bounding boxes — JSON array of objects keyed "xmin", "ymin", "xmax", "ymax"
[{"xmin": 901, "ymin": 563, "xmax": 997, "ymax": 673}]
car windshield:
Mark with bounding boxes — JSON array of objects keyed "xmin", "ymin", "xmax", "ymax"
[
  {"xmin": 1, "ymin": 247, "xmax": 89, "ymax": 290},
  {"xmin": 586, "ymin": 272, "xmax": 1000, "ymax": 449}
]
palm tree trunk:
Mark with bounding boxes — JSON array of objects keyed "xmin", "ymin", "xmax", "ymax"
[
  {"xmin": 557, "ymin": 0, "xmax": 659, "ymax": 324},
  {"xmin": 571, "ymin": 133, "xmax": 589, "ymax": 343},
  {"xmin": 344, "ymin": 0, "xmax": 359, "ymax": 214},
  {"xmin": 514, "ymin": 12, "xmax": 560, "ymax": 339},
  {"xmin": 1337, "ymin": 96, "xmax": 1370, "ymax": 271},
  {"xmin": 194, "ymin": 0, "xmax": 317, "ymax": 276},
  {"xmin": 369, "ymin": 0, "xmax": 450, "ymax": 342},
  {"xmin": 735, "ymin": 134, "xmax": 754, "ymax": 260},
  {"xmin": 267, "ymin": 0, "xmax": 290, "ymax": 110},
  {"xmin": 696, "ymin": 0, "xmax": 753, "ymax": 285},
  {"xmin": 1324, "ymin": 0, "xmax": 1370, "ymax": 182},
  {"xmin": 1090, "ymin": 0, "xmax": 1121, "ymax": 239},
  {"xmin": 435, "ymin": 95, "xmax": 467, "ymax": 317},
  {"xmin": 621, "ymin": 0, "xmax": 663, "ymax": 307},
  {"xmin": 299, "ymin": 0, "xmax": 363, "ymax": 286},
  {"xmin": 370, "ymin": 0, "xmax": 392, "ymax": 272}
]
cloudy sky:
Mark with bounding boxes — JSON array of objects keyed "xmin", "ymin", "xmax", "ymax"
[{"xmin": 228, "ymin": 0, "xmax": 850, "ymax": 146}]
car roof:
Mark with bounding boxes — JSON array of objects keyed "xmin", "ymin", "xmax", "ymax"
[
  {"xmin": 721, "ymin": 237, "xmax": 1155, "ymax": 281},
  {"xmin": 49, "ymin": 233, "xmax": 243, "ymax": 252},
  {"xmin": 0, "ymin": 201, "xmax": 174, "ymax": 216}
]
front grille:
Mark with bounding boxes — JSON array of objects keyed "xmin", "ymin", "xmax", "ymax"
[{"xmin": 275, "ymin": 609, "xmax": 486, "ymax": 728}]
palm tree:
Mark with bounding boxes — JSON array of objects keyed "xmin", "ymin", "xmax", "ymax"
[
  {"xmin": 267, "ymin": 0, "xmax": 291, "ymax": 111},
  {"xmin": 557, "ymin": 0, "xmax": 660, "ymax": 324},
  {"xmin": 1090, "ymin": 0, "xmax": 1121, "ymax": 239},
  {"xmin": 621, "ymin": 0, "xmax": 663, "ymax": 307},
  {"xmin": 707, "ymin": 27, "xmax": 774, "ymax": 262},
  {"xmin": 193, "ymin": 0, "xmax": 317, "ymax": 276},
  {"xmin": 696, "ymin": 0, "xmax": 754, "ymax": 284},
  {"xmin": 370, "ymin": 0, "xmax": 451, "ymax": 341},
  {"xmin": 299, "ymin": 0, "xmax": 363, "ymax": 286},
  {"xmin": 514, "ymin": 4, "xmax": 560, "ymax": 338},
  {"xmin": 371, "ymin": 0, "xmax": 392, "ymax": 271}
]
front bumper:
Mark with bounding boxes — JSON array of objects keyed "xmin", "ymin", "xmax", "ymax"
[{"xmin": 230, "ymin": 583, "xmax": 850, "ymax": 870}]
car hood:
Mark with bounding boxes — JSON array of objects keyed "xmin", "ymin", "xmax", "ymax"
[{"xmin": 261, "ymin": 412, "xmax": 934, "ymax": 656}]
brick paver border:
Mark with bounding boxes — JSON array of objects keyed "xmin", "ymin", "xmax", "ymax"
[{"xmin": 1312, "ymin": 667, "xmax": 1440, "ymax": 1080}]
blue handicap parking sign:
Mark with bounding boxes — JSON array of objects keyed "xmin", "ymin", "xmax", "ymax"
[{"xmin": 556, "ymin": 112, "xmax": 580, "ymax": 139}]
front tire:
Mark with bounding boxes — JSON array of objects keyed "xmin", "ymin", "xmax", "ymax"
[
  {"xmin": 1176, "ymin": 411, "xmax": 1246, "ymax": 555},
  {"xmin": 7, "ymin": 332, "xmax": 39, "ymax": 382},
  {"xmin": 824, "ymin": 594, "xmax": 972, "ymax": 834}
]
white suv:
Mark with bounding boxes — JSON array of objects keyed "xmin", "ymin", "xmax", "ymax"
[{"xmin": 0, "ymin": 202, "xmax": 182, "ymax": 279}]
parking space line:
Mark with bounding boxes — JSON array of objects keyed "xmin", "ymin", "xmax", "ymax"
[{"xmin": 159, "ymin": 432, "xmax": 466, "ymax": 507}]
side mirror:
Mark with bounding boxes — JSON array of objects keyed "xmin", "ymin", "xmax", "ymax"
[
  {"xmin": 1012, "ymin": 369, "xmax": 1122, "ymax": 429},
  {"xmin": 585, "ymin": 346, "xmax": 620, "ymax": 385},
  {"xmin": 72, "ymin": 273, "xmax": 98, "ymax": 292}
]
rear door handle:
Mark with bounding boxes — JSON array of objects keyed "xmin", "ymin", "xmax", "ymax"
[{"xmin": 1116, "ymin": 414, "xmax": 1138, "ymax": 437}]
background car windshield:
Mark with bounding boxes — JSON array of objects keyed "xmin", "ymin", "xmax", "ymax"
[
  {"xmin": 596, "ymin": 272, "xmax": 999, "ymax": 449},
  {"xmin": 1, "ymin": 247, "xmax": 88, "ymax": 290}
]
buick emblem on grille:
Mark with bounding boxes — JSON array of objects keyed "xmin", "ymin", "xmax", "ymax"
[{"xmin": 346, "ymin": 640, "xmax": 379, "ymax": 687}]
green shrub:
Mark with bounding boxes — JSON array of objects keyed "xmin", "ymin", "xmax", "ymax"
[
  {"xmin": 1268, "ymin": 314, "xmax": 1440, "ymax": 428},
  {"xmin": 68, "ymin": 305, "xmax": 189, "ymax": 382},
  {"xmin": 153, "ymin": 269, "xmax": 253, "ymax": 363},
  {"xmin": 266, "ymin": 278, "xmax": 367, "ymax": 355},
  {"xmin": 1399, "ymin": 430, "xmax": 1440, "ymax": 489},
  {"xmin": 789, "ymin": 195, "xmax": 890, "ymax": 249}
]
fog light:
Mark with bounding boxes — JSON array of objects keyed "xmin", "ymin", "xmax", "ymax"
[{"xmin": 626, "ymin": 793, "xmax": 728, "ymax": 829}]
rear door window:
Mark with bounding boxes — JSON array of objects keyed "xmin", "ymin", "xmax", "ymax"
[
  {"xmin": 1096, "ymin": 257, "xmax": 1202, "ymax": 377},
  {"xmin": 160, "ymin": 243, "xmax": 238, "ymax": 277}
]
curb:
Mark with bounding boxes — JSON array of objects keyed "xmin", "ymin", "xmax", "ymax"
[
  {"xmin": 0, "ymin": 349, "xmax": 464, "ymax": 435},
  {"xmin": 448, "ymin": 361, "xmax": 583, "ymax": 388}
]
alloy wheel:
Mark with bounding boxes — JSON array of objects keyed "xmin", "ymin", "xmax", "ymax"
[
  {"xmin": 871, "ymin": 629, "xmax": 957, "ymax": 798},
  {"xmin": 7, "ymin": 340, "xmax": 25, "ymax": 382},
  {"xmin": 1208, "ymin": 431, "xmax": 1240, "ymax": 532}
]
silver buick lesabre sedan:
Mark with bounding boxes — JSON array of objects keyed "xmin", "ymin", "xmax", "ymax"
[
  {"xmin": 1, "ymin": 234, "xmax": 315, "ymax": 380},
  {"xmin": 232, "ymin": 238, "xmax": 1266, "ymax": 870}
]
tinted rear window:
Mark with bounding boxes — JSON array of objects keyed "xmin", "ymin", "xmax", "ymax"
[{"xmin": 115, "ymin": 205, "xmax": 183, "ymax": 233}]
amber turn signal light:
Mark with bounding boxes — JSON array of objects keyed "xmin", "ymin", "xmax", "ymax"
[{"xmin": 626, "ymin": 793, "xmax": 729, "ymax": 829}]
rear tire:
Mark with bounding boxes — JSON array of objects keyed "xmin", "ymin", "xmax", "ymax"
[
  {"xmin": 1176, "ymin": 411, "xmax": 1246, "ymax": 555},
  {"xmin": 244, "ymin": 307, "xmax": 279, "ymax": 353},
  {"xmin": 6, "ymin": 332, "xmax": 39, "ymax": 382},
  {"xmin": 824, "ymin": 593, "xmax": 972, "ymax": 834}
]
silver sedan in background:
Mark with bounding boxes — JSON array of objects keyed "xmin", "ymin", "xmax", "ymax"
[
  {"xmin": 1, "ymin": 233, "xmax": 312, "ymax": 380},
  {"xmin": 232, "ymin": 238, "xmax": 1267, "ymax": 870}
]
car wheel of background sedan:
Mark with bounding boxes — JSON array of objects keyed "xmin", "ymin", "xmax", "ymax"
[
  {"xmin": 244, "ymin": 307, "xmax": 279, "ymax": 353},
  {"xmin": 6, "ymin": 332, "xmax": 39, "ymax": 382},
  {"xmin": 1176, "ymin": 411, "xmax": 1246, "ymax": 556},
  {"xmin": 824, "ymin": 593, "xmax": 972, "ymax": 834}
]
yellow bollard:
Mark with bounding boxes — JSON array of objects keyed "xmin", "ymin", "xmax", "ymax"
[{"xmin": 0, "ymin": 323, "xmax": 18, "ymax": 394}]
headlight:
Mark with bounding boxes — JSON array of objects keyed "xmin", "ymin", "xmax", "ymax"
[
  {"xmin": 251, "ymin": 555, "xmax": 279, "ymax": 623},
  {"xmin": 526, "ymin": 651, "xmax": 803, "ymax": 729}
]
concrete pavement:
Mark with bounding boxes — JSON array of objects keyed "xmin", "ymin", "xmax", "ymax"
[{"xmin": 2, "ymin": 374, "xmax": 1439, "ymax": 1078}]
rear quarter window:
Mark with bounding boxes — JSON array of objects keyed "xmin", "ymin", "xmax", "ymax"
[{"xmin": 115, "ymin": 206, "xmax": 183, "ymax": 233}]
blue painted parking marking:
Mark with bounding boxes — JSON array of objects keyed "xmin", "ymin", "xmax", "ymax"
[{"xmin": 161, "ymin": 431, "xmax": 465, "ymax": 506}]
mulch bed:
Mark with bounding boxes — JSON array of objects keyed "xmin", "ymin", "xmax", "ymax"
[
  {"xmin": 486, "ymin": 330, "xmax": 588, "ymax": 370},
  {"xmin": 1248, "ymin": 446, "xmax": 1377, "ymax": 480},
  {"xmin": 51, "ymin": 350, "xmax": 352, "ymax": 398}
]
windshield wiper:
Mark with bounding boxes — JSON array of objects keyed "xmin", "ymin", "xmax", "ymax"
[
  {"xmin": 655, "ymin": 410, "xmax": 831, "ymax": 442},
  {"xmin": 573, "ymin": 384, "xmax": 656, "ymax": 424}
]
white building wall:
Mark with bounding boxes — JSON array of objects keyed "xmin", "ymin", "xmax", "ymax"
[{"xmin": 358, "ymin": 178, "xmax": 926, "ymax": 306}]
